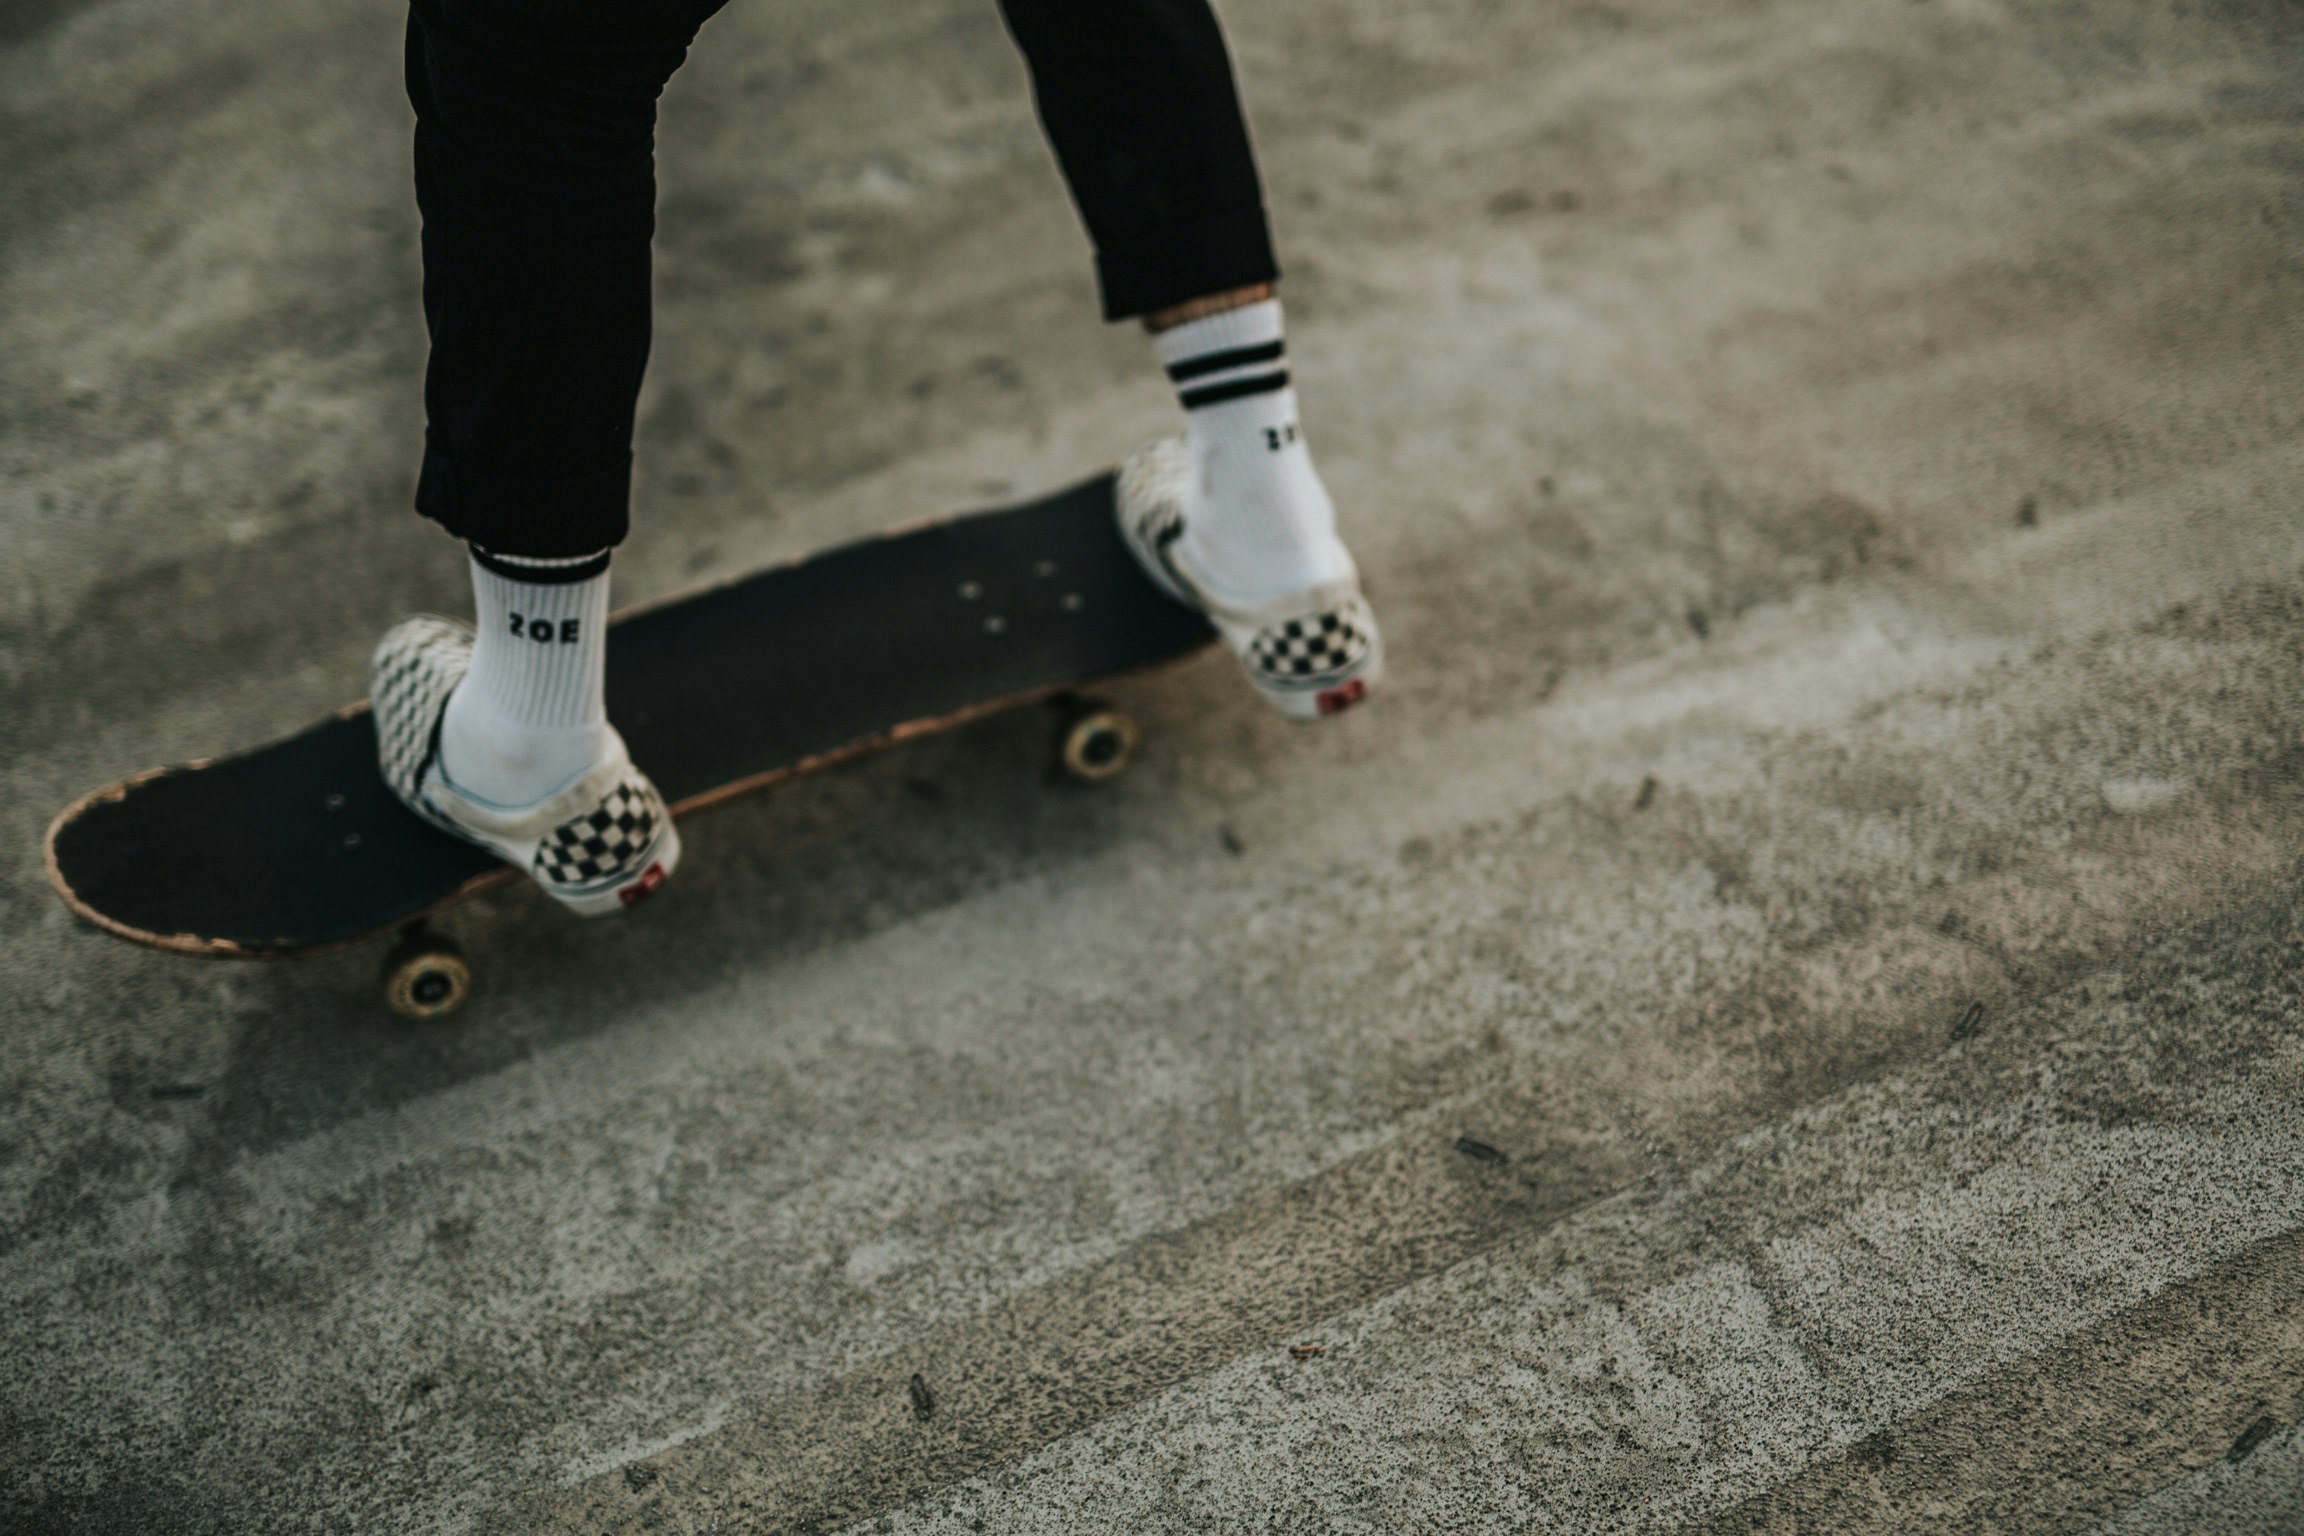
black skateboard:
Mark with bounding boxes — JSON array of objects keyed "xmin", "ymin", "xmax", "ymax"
[{"xmin": 46, "ymin": 471, "xmax": 1216, "ymax": 1017}]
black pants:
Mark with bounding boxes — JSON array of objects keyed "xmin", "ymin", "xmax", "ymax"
[{"xmin": 406, "ymin": 0, "xmax": 1279, "ymax": 558}]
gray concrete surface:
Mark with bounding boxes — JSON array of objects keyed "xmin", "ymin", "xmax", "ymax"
[{"xmin": 3, "ymin": 0, "xmax": 2301, "ymax": 1530}]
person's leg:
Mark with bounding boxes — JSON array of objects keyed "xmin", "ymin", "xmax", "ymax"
[
  {"xmin": 408, "ymin": 0, "xmax": 723, "ymax": 556},
  {"xmin": 998, "ymin": 0, "xmax": 1381, "ymax": 718},
  {"xmin": 993, "ymin": 0, "xmax": 1276, "ymax": 322},
  {"xmin": 374, "ymin": 0, "xmax": 720, "ymax": 913}
]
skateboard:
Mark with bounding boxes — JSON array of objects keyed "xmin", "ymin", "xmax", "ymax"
[{"xmin": 45, "ymin": 471, "xmax": 1216, "ymax": 1018}]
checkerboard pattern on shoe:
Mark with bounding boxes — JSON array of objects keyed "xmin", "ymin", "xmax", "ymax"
[
  {"xmin": 1118, "ymin": 438, "xmax": 1385, "ymax": 722},
  {"xmin": 369, "ymin": 616, "xmax": 681, "ymax": 917},
  {"xmin": 372, "ymin": 615, "xmax": 473, "ymax": 824},
  {"xmin": 534, "ymin": 778, "xmax": 662, "ymax": 888},
  {"xmin": 1248, "ymin": 596, "xmax": 1378, "ymax": 684}
]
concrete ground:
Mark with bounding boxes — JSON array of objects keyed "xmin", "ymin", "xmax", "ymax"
[{"xmin": 3, "ymin": 0, "xmax": 2301, "ymax": 1529}]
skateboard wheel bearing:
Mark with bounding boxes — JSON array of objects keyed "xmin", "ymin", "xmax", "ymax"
[
  {"xmin": 1054, "ymin": 699, "xmax": 1138, "ymax": 783},
  {"xmin": 383, "ymin": 927, "xmax": 473, "ymax": 1020}
]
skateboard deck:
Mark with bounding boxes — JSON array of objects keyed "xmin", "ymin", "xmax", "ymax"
[{"xmin": 47, "ymin": 471, "xmax": 1216, "ymax": 976}]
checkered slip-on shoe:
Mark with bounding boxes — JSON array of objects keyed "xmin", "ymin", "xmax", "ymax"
[
  {"xmin": 1117, "ymin": 438, "xmax": 1384, "ymax": 721},
  {"xmin": 369, "ymin": 616, "xmax": 680, "ymax": 917}
]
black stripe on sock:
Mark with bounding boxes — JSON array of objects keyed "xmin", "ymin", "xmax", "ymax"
[
  {"xmin": 1166, "ymin": 339, "xmax": 1286, "ymax": 384},
  {"xmin": 470, "ymin": 545, "xmax": 612, "ymax": 584},
  {"xmin": 1179, "ymin": 370, "xmax": 1291, "ymax": 410}
]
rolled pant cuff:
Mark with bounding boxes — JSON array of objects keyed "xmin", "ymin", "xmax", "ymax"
[
  {"xmin": 1094, "ymin": 204, "xmax": 1280, "ymax": 322},
  {"xmin": 415, "ymin": 438, "xmax": 632, "ymax": 556}
]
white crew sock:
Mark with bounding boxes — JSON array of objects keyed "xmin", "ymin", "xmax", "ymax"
[
  {"xmin": 1155, "ymin": 298, "xmax": 1355, "ymax": 602},
  {"xmin": 438, "ymin": 547, "xmax": 614, "ymax": 809}
]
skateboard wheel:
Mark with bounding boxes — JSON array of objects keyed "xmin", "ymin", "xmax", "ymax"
[
  {"xmin": 382, "ymin": 928, "xmax": 472, "ymax": 1021},
  {"xmin": 1055, "ymin": 702, "xmax": 1138, "ymax": 783}
]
